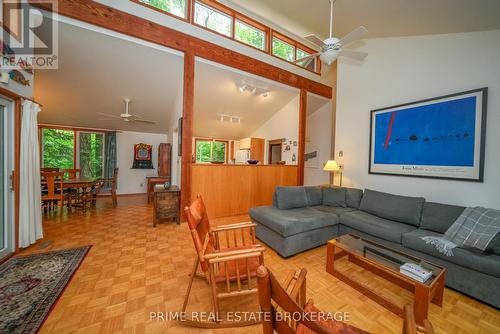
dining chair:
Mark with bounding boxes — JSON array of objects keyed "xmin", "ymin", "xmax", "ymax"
[
  {"xmin": 41, "ymin": 167, "xmax": 60, "ymax": 172},
  {"xmin": 62, "ymin": 168, "xmax": 80, "ymax": 179},
  {"xmin": 181, "ymin": 194, "xmax": 266, "ymax": 327},
  {"xmin": 92, "ymin": 167, "xmax": 119, "ymax": 207},
  {"xmin": 41, "ymin": 171, "xmax": 71, "ymax": 213}
]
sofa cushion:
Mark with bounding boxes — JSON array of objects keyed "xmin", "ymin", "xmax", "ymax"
[
  {"xmin": 402, "ymin": 229, "xmax": 500, "ymax": 278},
  {"xmin": 275, "ymin": 186, "xmax": 308, "ymax": 209},
  {"xmin": 311, "ymin": 205, "xmax": 356, "ymax": 215},
  {"xmin": 360, "ymin": 189, "xmax": 425, "ymax": 226},
  {"xmin": 346, "ymin": 188, "xmax": 363, "ymax": 209},
  {"xmin": 490, "ymin": 234, "xmax": 500, "ymax": 255},
  {"xmin": 340, "ymin": 211, "xmax": 417, "ymax": 243},
  {"xmin": 322, "ymin": 187, "xmax": 347, "ymax": 208},
  {"xmin": 305, "ymin": 186, "xmax": 323, "ymax": 206},
  {"xmin": 249, "ymin": 206, "xmax": 338, "ymax": 237},
  {"xmin": 420, "ymin": 202, "xmax": 465, "ymax": 233}
]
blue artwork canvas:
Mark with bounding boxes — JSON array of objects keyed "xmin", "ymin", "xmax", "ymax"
[
  {"xmin": 369, "ymin": 88, "xmax": 487, "ymax": 181},
  {"xmin": 374, "ymin": 97, "xmax": 476, "ymax": 167}
]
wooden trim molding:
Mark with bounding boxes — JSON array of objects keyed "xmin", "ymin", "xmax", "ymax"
[
  {"xmin": 181, "ymin": 51, "xmax": 195, "ymax": 219},
  {"xmin": 31, "ymin": 0, "xmax": 332, "ymax": 98},
  {"xmin": 297, "ymin": 89, "xmax": 307, "ymax": 185}
]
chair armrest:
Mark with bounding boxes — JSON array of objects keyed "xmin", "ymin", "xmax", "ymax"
[
  {"xmin": 205, "ymin": 246, "xmax": 265, "ymax": 261},
  {"xmin": 212, "ymin": 222, "xmax": 256, "ymax": 232},
  {"xmin": 403, "ymin": 305, "xmax": 418, "ymax": 334}
]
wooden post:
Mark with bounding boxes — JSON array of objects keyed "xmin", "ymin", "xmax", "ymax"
[
  {"xmin": 297, "ymin": 89, "xmax": 307, "ymax": 185},
  {"xmin": 180, "ymin": 52, "xmax": 195, "ymax": 220}
]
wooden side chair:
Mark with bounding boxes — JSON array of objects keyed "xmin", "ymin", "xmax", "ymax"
[
  {"xmin": 41, "ymin": 167, "xmax": 60, "ymax": 172},
  {"xmin": 41, "ymin": 171, "xmax": 72, "ymax": 213},
  {"xmin": 62, "ymin": 168, "xmax": 80, "ymax": 179},
  {"xmin": 93, "ymin": 167, "xmax": 118, "ymax": 207},
  {"xmin": 257, "ymin": 265, "xmax": 433, "ymax": 334},
  {"xmin": 182, "ymin": 195, "xmax": 266, "ymax": 327}
]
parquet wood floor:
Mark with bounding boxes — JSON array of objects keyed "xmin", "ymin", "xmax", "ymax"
[{"xmin": 21, "ymin": 195, "xmax": 500, "ymax": 334}]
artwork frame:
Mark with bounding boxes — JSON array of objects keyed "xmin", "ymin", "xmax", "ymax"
[{"xmin": 369, "ymin": 88, "xmax": 487, "ymax": 182}]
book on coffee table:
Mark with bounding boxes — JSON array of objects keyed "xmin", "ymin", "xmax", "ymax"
[{"xmin": 400, "ymin": 263, "xmax": 432, "ymax": 283}]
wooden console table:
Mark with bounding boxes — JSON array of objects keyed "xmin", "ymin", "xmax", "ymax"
[
  {"xmin": 147, "ymin": 176, "xmax": 171, "ymax": 204},
  {"xmin": 153, "ymin": 185, "xmax": 180, "ymax": 226},
  {"xmin": 326, "ymin": 234, "xmax": 445, "ymax": 327}
]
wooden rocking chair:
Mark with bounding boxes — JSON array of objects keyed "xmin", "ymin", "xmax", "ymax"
[
  {"xmin": 182, "ymin": 195, "xmax": 266, "ymax": 328},
  {"xmin": 257, "ymin": 265, "xmax": 434, "ymax": 334}
]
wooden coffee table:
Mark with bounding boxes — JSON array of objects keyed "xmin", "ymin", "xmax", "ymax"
[{"xmin": 326, "ymin": 234, "xmax": 445, "ymax": 327}]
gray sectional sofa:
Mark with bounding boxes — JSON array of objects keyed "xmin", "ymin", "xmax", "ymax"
[{"xmin": 249, "ymin": 186, "xmax": 500, "ymax": 309}]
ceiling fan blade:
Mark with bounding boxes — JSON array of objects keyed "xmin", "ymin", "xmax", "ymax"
[
  {"xmin": 339, "ymin": 50, "xmax": 368, "ymax": 61},
  {"xmin": 133, "ymin": 119, "xmax": 157, "ymax": 124},
  {"xmin": 304, "ymin": 35, "xmax": 325, "ymax": 48},
  {"xmin": 337, "ymin": 26, "xmax": 368, "ymax": 47},
  {"xmin": 99, "ymin": 118, "xmax": 120, "ymax": 121},
  {"xmin": 96, "ymin": 112, "xmax": 121, "ymax": 119},
  {"xmin": 293, "ymin": 53, "xmax": 320, "ymax": 64}
]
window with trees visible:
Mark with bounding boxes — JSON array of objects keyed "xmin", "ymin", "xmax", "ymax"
[
  {"xmin": 42, "ymin": 128, "xmax": 75, "ymax": 170},
  {"xmin": 195, "ymin": 140, "xmax": 227, "ymax": 163},
  {"xmin": 78, "ymin": 132, "xmax": 105, "ymax": 179},
  {"xmin": 272, "ymin": 37, "xmax": 295, "ymax": 62},
  {"xmin": 138, "ymin": 0, "xmax": 187, "ymax": 18},
  {"xmin": 194, "ymin": 1, "xmax": 232, "ymax": 37},
  {"xmin": 235, "ymin": 20, "xmax": 265, "ymax": 50},
  {"xmin": 41, "ymin": 128, "xmax": 106, "ymax": 178}
]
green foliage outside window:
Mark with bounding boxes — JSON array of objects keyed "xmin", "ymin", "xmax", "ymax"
[
  {"xmin": 194, "ymin": 1, "xmax": 232, "ymax": 37},
  {"xmin": 196, "ymin": 140, "xmax": 226, "ymax": 163},
  {"xmin": 139, "ymin": 0, "xmax": 186, "ymax": 18},
  {"xmin": 296, "ymin": 48, "xmax": 315, "ymax": 71},
  {"xmin": 272, "ymin": 37, "xmax": 294, "ymax": 62},
  {"xmin": 235, "ymin": 20, "xmax": 265, "ymax": 50},
  {"xmin": 42, "ymin": 129, "xmax": 74, "ymax": 170},
  {"xmin": 79, "ymin": 133, "xmax": 104, "ymax": 178}
]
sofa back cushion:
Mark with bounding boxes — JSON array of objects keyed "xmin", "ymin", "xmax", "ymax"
[
  {"xmin": 420, "ymin": 202, "xmax": 465, "ymax": 233},
  {"xmin": 322, "ymin": 187, "xmax": 347, "ymax": 208},
  {"xmin": 360, "ymin": 189, "xmax": 424, "ymax": 226},
  {"xmin": 490, "ymin": 234, "xmax": 500, "ymax": 255},
  {"xmin": 346, "ymin": 188, "xmax": 363, "ymax": 209},
  {"xmin": 305, "ymin": 186, "xmax": 323, "ymax": 206},
  {"xmin": 275, "ymin": 186, "xmax": 308, "ymax": 209}
]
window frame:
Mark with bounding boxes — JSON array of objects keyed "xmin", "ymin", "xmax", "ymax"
[
  {"xmin": 194, "ymin": 138, "xmax": 228, "ymax": 164},
  {"xmin": 131, "ymin": 0, "xmax": 190, "ymax": 21},
  {"xmin": 131, "ymin": 0, "xmax": 321, "ymax": 74},
  {"xmin": 39, "ymin": 125, "xmax": 107, "ymax": 177}
]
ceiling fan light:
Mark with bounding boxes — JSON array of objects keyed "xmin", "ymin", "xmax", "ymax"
[{"xmin": 320, "ymin": 50, "xmax": 339, "ymax": 65}]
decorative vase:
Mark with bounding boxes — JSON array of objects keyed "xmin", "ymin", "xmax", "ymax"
[{"xmin": 164, "ymin": 181, "xmax": 171, "ymax": 189}]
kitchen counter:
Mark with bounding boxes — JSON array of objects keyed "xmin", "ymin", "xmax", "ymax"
[{"xmin": 191, "ymin": 164, "xmax": 299, "ymax": 217}]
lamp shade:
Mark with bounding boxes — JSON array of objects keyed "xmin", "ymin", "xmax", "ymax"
[{"xmin": 323, "ymin": 160, "xmax": 341, "ymax": 172}]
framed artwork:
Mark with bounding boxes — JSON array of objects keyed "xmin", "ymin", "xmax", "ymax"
[
  {"xmin": 132, "ymin": 143, "xmax": 154, "ymax": 169},
  {"xmin": 369, "ymin": 88, "xmax": 487, "ymax": 182},
  {"xmin": 304, "ymin": 145, "xmax": 319, "ymax": 168}
]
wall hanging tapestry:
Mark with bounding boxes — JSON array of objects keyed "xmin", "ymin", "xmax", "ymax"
[
  {"xmin": 0, "ymin": 246, "xmax": 91, "ymax": 334},
  {"xmin": 369, "ymin": 88, "xmax": 487, "ymax": 181},
  {"xmin": 132, "ymin": 143, "xmax": 154, "ymax": 169}
]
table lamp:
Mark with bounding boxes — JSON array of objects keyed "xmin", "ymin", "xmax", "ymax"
[{"xmin": 323, "ymin": 160, "xmax": 343, "ymax": 187}]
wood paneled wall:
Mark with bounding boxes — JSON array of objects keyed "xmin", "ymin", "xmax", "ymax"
[{"xmin": 191, "ymin": 165, "xmax": 298, "ymax": 218}]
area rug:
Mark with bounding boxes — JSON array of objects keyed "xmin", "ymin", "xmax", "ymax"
[{"xmin": 0, "ymin": 246, "xmax": 91, "ymax": 334}]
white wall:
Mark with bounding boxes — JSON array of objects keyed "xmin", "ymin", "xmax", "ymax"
[
  {"xmin": 167, "ymin": 81, "xmax": 183, "ymax": 188},
  {"xmin": 116, "ymin": 131, "xmax": 168, "ymax": 194},
  {"xmin": 304, "ymin": 101, "xmax": 332, "ymax": 185},
  {"xmin": 250, "ymin": 95, "xmax": 299, "ymax": 165},
  {"xmin": 336, "ymin": 30, "xmax": 500, "ymax": 207}
]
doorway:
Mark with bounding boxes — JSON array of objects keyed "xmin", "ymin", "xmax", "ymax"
[
  {"xmin": 0, "ymin": 97, "xmax": 15, "ymax": 260},
  {"xmin": 268, "ymin": 139, "xmax": 283, "ymax": 164}
]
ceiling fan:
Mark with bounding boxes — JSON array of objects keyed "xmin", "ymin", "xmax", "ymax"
[
  {"xmin": 294, "ymin": 0, "xmax": 368, "ymax": 67},
  {"xmin": 96, "ymin": 98, "xmax": 156, "ymax": 124}
]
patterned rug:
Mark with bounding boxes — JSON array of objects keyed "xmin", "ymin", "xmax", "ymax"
[{"xmin": 0, "ymin": 246, "xmax": 91, "ymax": 334}]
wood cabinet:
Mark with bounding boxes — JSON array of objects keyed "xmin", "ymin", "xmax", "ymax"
[
  {"xmin": 250, "ymin": 138, "xmax": 264, "ymax": 162},
  {"xmin": 158, "ymin": 143, "xmax": 172, "ymax": 177}
]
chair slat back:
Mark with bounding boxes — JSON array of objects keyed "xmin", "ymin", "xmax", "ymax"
[
  {"xmin": 41, "ymin": 171, "xmax": 64, "ymax": 201},
  {"xmin": 62, "ymin": 168, "xmax": 80, "ymax": 179},
  {"xmin": 184, "ymin": 195, "xmax": 215, "ymax": 272},
  {"xmin": 41, "ymin": 167, "xmax": 60, "ymax": 172}
]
